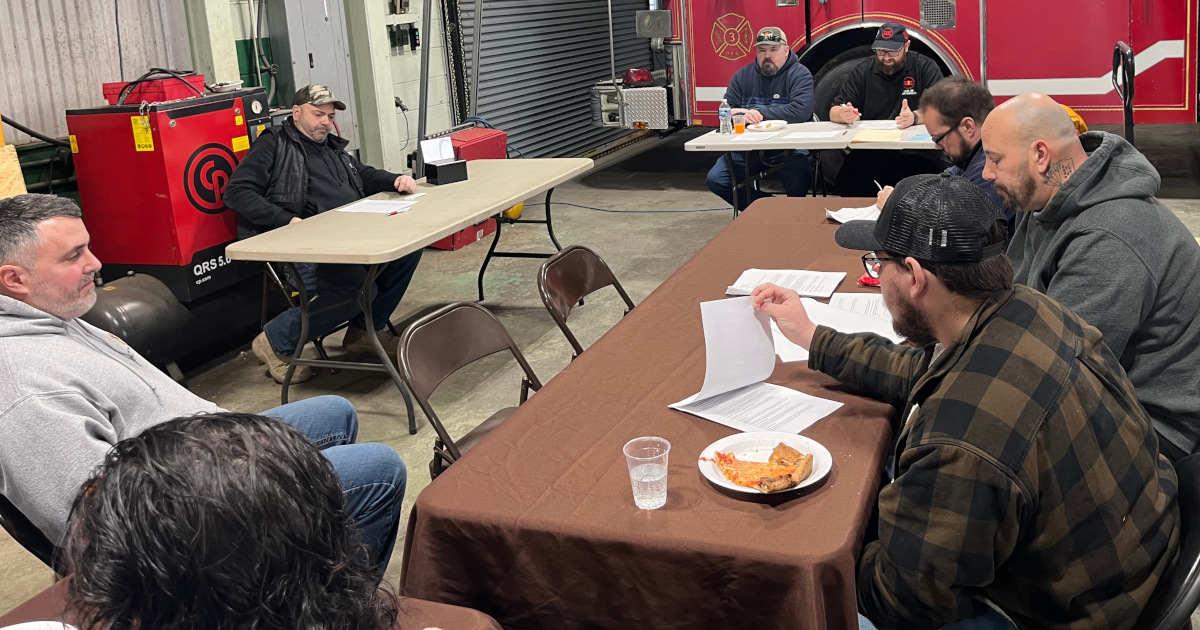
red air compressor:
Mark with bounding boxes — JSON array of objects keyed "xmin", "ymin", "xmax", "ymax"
[
  {"xmin": 65, "ymin": 86, "xmax": 272, "ymax": 302},
  {"xmin": 427, "ymin": 127, "xmax": 508, "ymax": 250}
]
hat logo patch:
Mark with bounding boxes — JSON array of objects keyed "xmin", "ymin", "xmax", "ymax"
[{"xmin": 882, "ymin": 27, "xmax": 894, "ymax": 38}]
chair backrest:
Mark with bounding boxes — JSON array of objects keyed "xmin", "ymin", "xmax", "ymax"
[
  {"xmin": 398, "ymin": 302, "xmax": 541, "ymax": 461},
  {"xmin": 537, "ymin": 245, "xmax": 635, "ymax": 357},
  {"xmin": 1137, "ymin": 452, "xmax": 1200, "ymax": 630},
  {"xmin": 0, "ymin": 493, "xmax": 63, "ymax": 574}
]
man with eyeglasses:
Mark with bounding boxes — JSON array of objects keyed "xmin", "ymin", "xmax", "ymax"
[
  {"xmin": 704, "ymin": 26, "xmax": 816, "ymax": 208},
  {"xmin": 876, "ymin": 77, "xmax": 1014, "ymax": 243},
  {"xmin": 825, "ymin": 23, "xmax": 947, "ymax": 196},
  {"xmin": 753, "ymin": 173, "xmax": 1178, "ymax": 630}
]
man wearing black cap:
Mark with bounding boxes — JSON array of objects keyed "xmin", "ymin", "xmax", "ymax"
[
  {"xmin": 825, "ymin": 22, "xmax": 948, "ymax": 196},
  {"xmin": 753, "ymin": 174, "xmax": 1178, "ymax": 629},
  {"xmin": 225, "ymin": 85, "xmax": 423, "ymax": 383},
  {"xmin": 704, "ymin": 26, "xmax": 815, "ymax": 208}
]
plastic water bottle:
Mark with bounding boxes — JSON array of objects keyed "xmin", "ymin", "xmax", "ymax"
[{"xmin": 719, "ymin": 99, "xmax": 732, "ymax": 134}]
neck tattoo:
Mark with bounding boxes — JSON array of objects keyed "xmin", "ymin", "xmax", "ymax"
[{"xmin": 1042, "ymin": 158, "xmax": 1075, "ymax": 187}]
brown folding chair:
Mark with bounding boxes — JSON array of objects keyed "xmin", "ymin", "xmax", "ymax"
[
  {"xmin": 537, "ymin": 245, "xmax": 635, "ymax": 359},
  {"xmin": 398, "ymin": 302, "xmax": 542, "ymax": 479}
]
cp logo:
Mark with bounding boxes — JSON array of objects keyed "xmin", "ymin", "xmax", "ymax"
[
  {"xmin": 881, "ymin": 27, "xmax": 894, "ymax": 38},
  {"xmin": 904, "ymin": 77, "xmax": 916, "ymax": 89},
  {"xmin": 184, "ymin": 143, "xmax": 238, "ymax": 214}
]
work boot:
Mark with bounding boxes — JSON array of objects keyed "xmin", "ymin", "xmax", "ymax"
[
  {"xmin": 252, "ymin": 332, "xmax": 316, "ymax": 384},
  {"xmin": 343, "ymin": 325, "xmax": 399, "ymax": 358}
]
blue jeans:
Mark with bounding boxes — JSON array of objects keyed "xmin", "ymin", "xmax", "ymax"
[
  {"xmin": 264, "ymin": 251, "xmax": 423, "ymax": 355},
  {"xmin": 857, "ymin": 608, "xmax": 1017, "ymax": 629},
  {"xmin": 261, "ymin": 395, "xmax": 407, "ymax": 571},
  {"xmin": 705, "ymin": 150, "xmax": 813, "ymax": 209}
]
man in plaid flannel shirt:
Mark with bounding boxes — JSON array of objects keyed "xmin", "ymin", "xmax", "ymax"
[{"xmin": 754, "ymin": 174, "xmax": 1179, "ymax": 629}]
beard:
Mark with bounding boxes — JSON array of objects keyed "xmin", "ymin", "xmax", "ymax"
[
  {"xmin": 992, "ymin": 166, "xmax": 1039, "ymax": 212},
  {"xmin": 27, "ymin": 272, "xmax": 97, "ymax": 320},
  {"xmin": 891, "ymin": 292, "xmax": 937, "ymax": 347},
  {"xmin": 875, "ymin": 53, "xmax": 906, "ymax": 75},
  {"xmin": 297, "ymin": 120, "xmax": 330, "ymax": 142},
  {"xmin": 759, "ymin": 60, "xmax": 779, "ymax": 76}
]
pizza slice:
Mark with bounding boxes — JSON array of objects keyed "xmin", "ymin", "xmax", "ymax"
[{"xmin": 710, "ymin": 442, "xmax": 814, "ymax": 493}]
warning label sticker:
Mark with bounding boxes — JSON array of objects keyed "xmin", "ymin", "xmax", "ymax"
[
  {"xmin": 235, "ymin": 115, "xmax": 244, "ymax": 126},
  {"xmin": 232, "ymin": 135, "xmax": 250, "ymax": 152},
  {"xmin": 69, "ymin": 135, "xmax": 78, "ymax": 154},
  {"xmin": 131, "ymin": 116, "xmax": 154, "ymax": 152}
]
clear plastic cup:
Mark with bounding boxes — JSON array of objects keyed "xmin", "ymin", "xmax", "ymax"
[
  {"xmin": 623, "ymin": 436, "xmax": 670, "ymax": 510},
  {"xmin": 732, "ymin": 113, "xmax": 746, "ymax": 134}
]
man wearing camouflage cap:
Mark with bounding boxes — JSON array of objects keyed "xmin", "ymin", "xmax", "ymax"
[
  {"xmin": 704, "ymin": 26, "xmax": 816, "ymax": 208},
  {"xmin": 754, "ymin": 174, "xmax": 1178, "ymax": 628},
  {"xmin": 225, "ymin": 85, "xmax": 423, "ymax": 383}
]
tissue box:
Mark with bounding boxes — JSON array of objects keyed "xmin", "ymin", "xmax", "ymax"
[{"xmin": 426, "ymin": 159, "xmax": 467, "ymax": 185}]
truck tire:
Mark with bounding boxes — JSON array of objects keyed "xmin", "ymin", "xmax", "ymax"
[{"xmin": 813, "ymin": 46, "xmax": 873, "ymax": 120}]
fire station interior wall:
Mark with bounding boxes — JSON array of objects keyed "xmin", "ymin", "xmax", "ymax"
[
  {"xmin": 0, "ymin": 0, "xmax": 192, "ymax": 145},
  {"xmin": 388, "ymin": 6, "xmax": 456, "ymax": 170},
  {"xmin": 459, "ymin": 0, "xmax": 653, "ymax": 158}
]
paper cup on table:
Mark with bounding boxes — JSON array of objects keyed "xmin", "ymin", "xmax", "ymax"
[{"xmin": 624, "ymin": 436, "xmax": 670, "ymax": 510}]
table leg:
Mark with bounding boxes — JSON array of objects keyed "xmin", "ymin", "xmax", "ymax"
[
  {"xmin": 476, "ymin": 188, "xmax": 564, "ymax": 302},
  {"xmin": 357, "ymin": 263, "xmax": 418, "ymax": 435},
  {"xmin": 477, "ymin": 219, "xmax": 503, "ymax": 302},
  {"xmin": 280, "ymin": 262, "xmax": 308, "ymax": 406},
  {"xmin": 725, "ymin": 151, "xmax": 740, "ymax": 218}
]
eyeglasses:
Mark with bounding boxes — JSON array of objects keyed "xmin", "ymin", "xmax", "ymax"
[
  {"xmin": 930, "ymin": 118, "xmax": 965, "ymax": 146},
  {"xmin": 873, "ymin": 48, "xmax": 903, "ymax": 58},
  {"xmin": 862, "ymin": 251, "xmax": 904, "ymax": 279}
]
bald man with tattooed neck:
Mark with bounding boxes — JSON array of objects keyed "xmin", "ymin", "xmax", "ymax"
[{"xmin": 981, "ymin": 93, "xmax": 1200, "ymax": 463}]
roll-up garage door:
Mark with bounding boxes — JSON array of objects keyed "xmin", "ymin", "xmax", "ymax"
[{"xmin": 459, "ymin": 0, "xmax": 652, "ymax": 158}]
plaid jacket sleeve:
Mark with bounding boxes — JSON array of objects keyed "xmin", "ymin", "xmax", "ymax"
[
  {"xmin": 808, "ymin": 326, "xmax": 930, "ymax": 410},
  {"xmin": 857, "ymin": 441, "xmax": 1027, "ymax": 628}
]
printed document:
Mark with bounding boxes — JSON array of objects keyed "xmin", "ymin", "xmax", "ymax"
[
  {"xmin": 851, "ymin": 129, "xmax": 903, "ymax": 143},
  {"xmin": 825, "ymin": 205, "xmax": 881, "ymax": 223},
  {"xmin": 335, "ymin": 199, "xmax": 418, "ymax": 214},
  {"xmin": 854, "ymin": 120, "xmax": 899, "ymax": 130},
  {"xmin": 773, "ymin": 297, "xmax": 902, "ymax": 363},
  {"xmin": 671, "ymin": 297, "xmax": 843, "ymax": 433},
  {"xmin": 727, "ymin": 269, "xmax": 845, "ymax": 298},
  {"xmin": 829, "ymin": 293, "xmax": 893, "ymax": 322}
]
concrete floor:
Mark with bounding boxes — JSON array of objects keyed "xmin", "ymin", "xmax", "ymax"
[{"xmin": 3, "ymin": 128, "xmax": 1200, "ymax": 619}]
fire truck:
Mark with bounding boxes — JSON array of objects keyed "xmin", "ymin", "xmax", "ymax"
[{"xmin": 663, "ymin": 0, "xmax": 1195, "ymax": 127}]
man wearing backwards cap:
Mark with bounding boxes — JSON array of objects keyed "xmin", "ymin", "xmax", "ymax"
[
  {"xmin": 704, "ymin": 26, "xmax": 815, "ymax": 208},
  {"xmin": 753, "ymin": 174, "xmax": 1178, "ymax": 629},
  {"xmin": 225, "ymin": 85, "xmax": 423, "ymax": 384}
]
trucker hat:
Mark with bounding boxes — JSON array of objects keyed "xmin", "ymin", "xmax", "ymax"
[
  {"xmin": 292, "ymin": 84, "xmax": 347, "ymax": 110},
  {"xmin": 834, "ymin": 173, "xmax": 1007, "ymax": 263},
  {"xmin": 755, "ymin": 27, "xmax": 787, "ymax": 48},
  {"xmin": 873, "ymin": 22, "xmax": 909, "ymax": 51}
]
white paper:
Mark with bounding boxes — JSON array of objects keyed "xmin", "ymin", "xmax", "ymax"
[
  {"xmin": 825, "ymin": 204, "xmax": 882, "ymax": 223},
  {"xmin": 726, "ymin": 269, "xmax": 846, "ymax": 298},
  {"xmin": 772, "ymin": 321, "xmax": 810, "ymax": 363},
  {"xmin": 688, "ymin": 297, "xmax": 776, "ymax": 402},
  {"xmin": 782, "ymin": 130, "xmax": 843, "ymax": 140},
  {"xmin": 829, "ymin": 293, "xmax": 893, "ymax": 322},
  {"xmin": 402, "ymin": 192, "xmax": 427, "ymax": 200},
  {"xmin": 420, "ymin": 137, "xmax": 455, "ymax": 162},
  {"xmin": 335, "ymin": 199, "xmax": 418, "ymax": 214},
  {"xmin": 729, "ymin": 130, "xmax": 785, "ymax": 141},
  {"xmin": 801, "ymin": 297, "xmax": 904, "ymax": 343},
  {"xmin": 672, "ymin": 382, "xmax": 843, "ymax": 434},
  {"xmin": 854, "ymin": 120, "xmax": 899, "ymax": 130}
]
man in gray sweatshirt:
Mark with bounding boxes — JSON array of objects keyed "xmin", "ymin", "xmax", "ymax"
[
  {"xmin": 981, "ymin": 93, "xmax": 1200, "ymax": 461},
  {"xmin": 0, "ymin": 194, "xmax": 407, "ymax": 570}
]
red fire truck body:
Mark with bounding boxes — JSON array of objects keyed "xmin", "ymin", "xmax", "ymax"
[{"xmin": 668, "ymin": 1, "xmax": 1195, "ymax": 127}]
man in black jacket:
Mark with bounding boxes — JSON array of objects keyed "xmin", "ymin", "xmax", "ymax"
[{"xmin": 224, "ymin": 85, "xmax": 422, "ymax": 383}]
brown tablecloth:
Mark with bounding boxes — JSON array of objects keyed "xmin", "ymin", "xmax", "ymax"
[
  {"xmin": 0, "ymin": 578, "xmax": 501, "ymax": 630},
  {"xmin": 400, "ymin": 198, "xmax": 896, "ymax": 629}
]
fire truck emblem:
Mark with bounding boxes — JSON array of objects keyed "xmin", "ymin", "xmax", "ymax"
[
  {"xmin": 184, "ymin": 143, "xmax": 239, "ymax": 215},
  {"xmin": 711, "ymin": 13, "xmax": 753, "ymax": 61},
  {"xmin": 904, "ymin": 77, "xmax": 916, "ymax": 89},
  {"xmin": 882, "ymin": 27, "xmax": 894, "ymax": 39}
]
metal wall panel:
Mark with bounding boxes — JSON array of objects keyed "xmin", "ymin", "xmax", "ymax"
[
  {"xmin": 459, "ymin": 0, "xmax": 652, "ymax": 158},
  {"xmin": 0, "ymin": 0, "xmax": 190, "ymax": 145}
]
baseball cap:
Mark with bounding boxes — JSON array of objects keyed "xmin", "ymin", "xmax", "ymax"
[
  {"xmin": 834, "ymin": 173, "xmax": 1007, "ymax": 263},
  {"xmin": 292, "ymin": 84, "xmax": 347, "ymax": 110},
  {"xmin": 755, "ymin": 27, "xmax": 787, "ymax": 47},
  {"xmin": 872, "ymin": 22, "xmax": 909, "ymax": 52}
]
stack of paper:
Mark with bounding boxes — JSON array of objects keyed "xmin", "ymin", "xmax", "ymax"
[
  {"xmin": 726, "ymin": 269, "xmax": 845, "ymax": 298},
  {"xmin": 829, "ymin": 293, "xmax": 893, "ymax": 321},
  {"xmin": 851, "ymin": 129, "xmax": 903, "ymax": 143},
  {"xmin": 670, "ymin": 297, "xmax": 844, "ymax": 433},
  {"xmin": 825, "ymin": 205, "xmax": 881, "ymax": 223},
  {"xmin": 773, "ymin": 297, "xmax": 903, "ymax": 363}
]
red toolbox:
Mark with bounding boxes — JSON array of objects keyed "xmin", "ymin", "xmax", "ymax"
[
  {"xmin": 428, "ymin": 128, "xmax": 509, "ymax": 251},
  {"xmin": 103, "ymin": 75, "xmax": 208, "ymax": 105}
]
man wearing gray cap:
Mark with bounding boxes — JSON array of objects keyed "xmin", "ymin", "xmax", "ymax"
[
  {"xmin": 753, "ymin": 174, "xmax": 1178, "ymax": 629},
  {"xmin": 225, "ymin": 85, "xmax": 422, "ymax": 383}
]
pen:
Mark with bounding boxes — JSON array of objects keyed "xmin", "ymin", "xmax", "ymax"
[
  {"xmin": 874, "ymin": 180, "xmax": 883, "ymax": 191},
  {"xmin": 387, "ymin": 211, "xmax": 401, "ymax": 216}
]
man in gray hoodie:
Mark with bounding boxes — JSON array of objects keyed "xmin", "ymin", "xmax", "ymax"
[
  {"xmin": 981, "ymin": 93, "xmax": 1200, "ymax": 461},
  {"xmin": 0, "ymin": 194, "xmax": 407, "ymax": 570}
]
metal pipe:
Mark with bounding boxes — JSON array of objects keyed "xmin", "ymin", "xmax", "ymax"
[
  {"xmin": 803, "ymin": 0, "xmax": 812, "ymax": 53},
  {"xmin": 247, "ymin": 0, "xmax": 262, "ymax": 87},
  {"xmin": 416, "ymin": 0, "xmax": 434, "ymax": 177},
  {"xmin": 606, "ymin": 0, "xmax": 623, "ymax": 117},
  {"xmin": 469, "ymin": 0, "xmax": 484, "ymax": 117},
  {"xmin": 979, "ymin": 0, "xmax": 987, "ymax": 85}
]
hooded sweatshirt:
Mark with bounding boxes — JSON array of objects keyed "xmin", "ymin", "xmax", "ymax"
[
  {"xmin": 0, "ymin": 295, "xmax": 219, "ymax": 544},
  {"xmin": 723, "ymin": 51, "xmax": 815, "ymax": 123},
  {"xmin": 1008, "ymin": 131, "xmax": 1200, "ymax": 456}
]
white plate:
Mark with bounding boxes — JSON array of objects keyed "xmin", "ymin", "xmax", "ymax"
[
  {"xmin": 698, "ymin": 431, "xmax": 832, "ymax": 494},
  {"xmin": 747, "ymin": 120, "xmax": 788, "ymax": 132}
]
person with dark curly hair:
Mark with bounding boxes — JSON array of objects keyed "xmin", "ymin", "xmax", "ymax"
[{"xmin": 63, "ymin": 412, "xmax": 400, "ymax": 630}]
